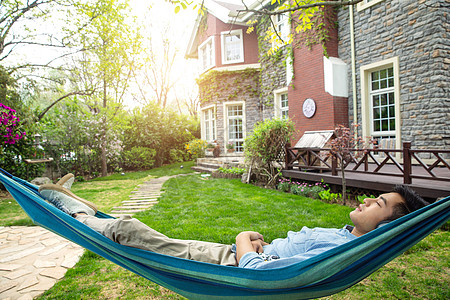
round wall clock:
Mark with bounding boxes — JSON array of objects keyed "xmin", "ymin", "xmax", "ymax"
[{"xmin": 302, "ymin": 98, "xmax": 316, "ymax": 118}]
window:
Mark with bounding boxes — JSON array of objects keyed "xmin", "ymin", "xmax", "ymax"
[
  {"xmin": 280, "ymin": 93, "xmax": 289, "ymax": 119},
  {"xmin": 274, "ymin": 87, "xmax": 289, "ymax": 119},
  {"xmin": 360, "ymin": 57, "xmax": 400, "ymax": 148},
  {"xmin": 225, "ymin": 103, "xmax": 245, "ymax": 152},
  {"xmin": 201, "ymin": 106, "xmax": 216, "ymax": 142},
  {"xmin": 357, "ymin": 0, "xmax": 385, "ymax": 11},
  {"xmin": 198, "ymin": 36, "xmax": 215, "ymax": 72},
  {"xmin": 271, "ymin": 12, "xmax": 290, "ymax": 47},
  {"xmin": 221, "ymin": 30, "xmax": 244, "ymax": 64},
  {"xmin": 370, "ymin": 67, "xmax": 395, "ymax": 138}
]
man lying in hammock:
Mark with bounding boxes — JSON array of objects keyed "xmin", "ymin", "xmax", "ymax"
[{"xmin": 39, "ymin": 174, "xmax": 429, "ymax": 269}]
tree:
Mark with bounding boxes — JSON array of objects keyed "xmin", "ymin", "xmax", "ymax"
[
  {"xmin": 1, "ymin": 0, "xmax": 56, "ymax": 60},
  {"xmin": 0, "ymin": 0, "xmax": 101, "ymax": 68},
  {"xmin": 0, "ymin": 0, "xmax": 104, "ymax": 126},
  {"xmin": 329, "ymin": 124, "xmax": 365, "ymax": 204},
  {"xmin": 141, "ymin": 31, "xmax": 178, "ymax": 109},
  {"xmin": 67, "ymin": 0, "xmax": 142, "ymax": 176},
  {"xmin": 174, "ymin": 87, "xmax": 200, "ymax": 117}
]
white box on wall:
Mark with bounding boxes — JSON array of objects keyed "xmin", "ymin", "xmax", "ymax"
[{"xmin": 323, "ymin": 56, "xmax": 348, "ymax": 97}]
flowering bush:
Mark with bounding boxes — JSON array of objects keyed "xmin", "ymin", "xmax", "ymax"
[
  {"xmin": 290, "ymin": 182, "xmax": 326, "ymax": 198},
  {"xmin": 277, "ymin": 178, "xmax": 328, "ymax": 199},
  {"xmin": 0, "ymin": 103, "xmax": 26, "ymax": 145},
  {"xmin": 277, "ymin": 178, "xmax": 292, "ymax": 192},
  {"xmin": 185, "ymin": 139, "xmax": 207, "ymax": 160}
]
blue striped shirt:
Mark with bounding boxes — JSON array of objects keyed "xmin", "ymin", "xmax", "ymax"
[{"xmin": 238, "ymin": 226, "xmax": 357, "ymax": 269}]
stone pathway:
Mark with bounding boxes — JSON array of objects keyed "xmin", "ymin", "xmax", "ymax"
[
  {"xmin": 110, "ymin": 175, "xmax": 190, "ymax": 217},
  {"xmin": 0, "ymin": 226, "xmax": 84, "ymax": 300},
  {"xmin": 0, "ymin": 174, "xmax": 191, "ymax": 299}
]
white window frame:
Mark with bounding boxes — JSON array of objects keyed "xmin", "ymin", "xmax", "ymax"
[
  {"xmin": 198, "ymin": 36, "xmax": 215, "ymax": 73},
  {"xmin": 271, "ymin": 12, "xmax": 290, "ymax": 48},
  {"xmin": 360, "ymin": 57, "xmax": 401, "ymax": 149},
  {"xmin": 357, "ymin": 0, "xmax": 385, "ymax": 12},
  {"xmin": 273, "ymin": 87, "xmax": 289, "ymax": 119},
  {"xmin": 201, "ymin": 105, "xmax": 217, "ymax": 142},
  {"xmin": 221, "ymin": 29, "xmax": 244, "ymax": 65},
  {"xmin": 223, "ymin": 101, "xmax": 246, "ymax": 153}
]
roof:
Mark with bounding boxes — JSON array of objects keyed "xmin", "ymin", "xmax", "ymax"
[{"xmin": 294, "ymin": 130, "xmax": 335, "ymax": 149}]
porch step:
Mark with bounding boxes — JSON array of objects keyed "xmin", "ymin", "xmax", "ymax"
[
  {"xmin": 191, "ymin": 166, "xmax": 218, "ymax": 174},
  {"xmin": 197, "ymin": 162, "xmax": 221, "ymax": 170},
  {"xmin": 193, "ymin": 157, "xmax": 246, "ymax": 174}
]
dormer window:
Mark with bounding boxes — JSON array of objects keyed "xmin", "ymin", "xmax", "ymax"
[
  {"xmin": 198, "ymin": 36, "xmax": 215, "ymax": 72},
  {"xmin": 221, "ymin": 29, "xmax": 244, "ymax": 64}
]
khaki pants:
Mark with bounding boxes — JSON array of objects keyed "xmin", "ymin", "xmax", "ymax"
[{"xmin": 76, "ymin": 215, "xmax": 237, "ymax": 266}]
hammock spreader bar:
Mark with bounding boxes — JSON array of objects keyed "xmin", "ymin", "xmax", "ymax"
[{"xmin": 0, "ymin": 169, "xmax": 448, "ymax": 300}]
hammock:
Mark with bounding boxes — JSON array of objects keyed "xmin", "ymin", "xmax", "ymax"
[{"xmin": 0, "ymin": 169, "xmax": 448, "ymax": 300}]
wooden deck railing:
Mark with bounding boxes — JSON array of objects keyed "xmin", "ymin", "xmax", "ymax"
[{"xmin": 285, "ymin": 142, "xmax": 450, "ymax": 184}]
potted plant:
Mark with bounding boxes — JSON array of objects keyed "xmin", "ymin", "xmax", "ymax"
[
  {"xmin": 226, "ymin": 141, "xmax": 235, "ymax": 153},
  {"xmin": 206, "ymin": 143, "xmax": 215, "ymax": 152}
]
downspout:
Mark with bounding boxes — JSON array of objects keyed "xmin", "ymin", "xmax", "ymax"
[{"xmin": 349, "ymin": 4, "xmax": 357, "ymax": 126}]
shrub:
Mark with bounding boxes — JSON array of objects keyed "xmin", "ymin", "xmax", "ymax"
[
  {"xmin": 169, "ymin": 149, "xmax": 187, "ymax": 163},
  {"xmin": 244, "ymin": 118, "xmax": 295, "ymax": 186},
  {"xmin": 122, "ymin": 103, "xmax": 198, "ymax": 167},
  {"xmin": 357, "ymin": 194, "xmax": 375, "ymax": 203},
  {"xmin": 319, "ymin": 189, "xmax": 342, "ymax": 203},
  {"xmin": 122, "ymin": 147, "xmax": 156, "ymax": 170},
  {"xmin": 185, "ymin": 139, "xmax": 207, "ymax": 160},
  {"xmin": 217, "ymin": 167, "xmax": 246, "ymax": 175}
]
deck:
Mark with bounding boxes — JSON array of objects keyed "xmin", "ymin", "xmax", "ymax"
[{"xmin": 283, "ymin": 143, "xmax": 450, "ymax": 201}]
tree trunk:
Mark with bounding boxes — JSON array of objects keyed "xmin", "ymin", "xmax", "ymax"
[{"xmin": 101, "ymin": 74, "xmax": 108, "ymax": 177}]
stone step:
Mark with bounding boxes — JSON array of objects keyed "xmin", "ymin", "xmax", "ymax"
[
  {"xmin": 124, "ymin": 199, "xmax": 157, "ymax": 203},
  {"xmin": 110, "ymin": 209, "xmax": 147, "ymax": 214},
  {"xmin": 109, "ymin": 213, "xmax": 131, "ymax": 218},
  {"xmin": 113, "ymin": 205, "xmax": 153, "ymax": 210},
  {"xmin": 122, "ymin": 201, "xmax": 158, "ymax": 205},
  {"xmin": 196, "ymin": 162, "xmax": 221, "ymax": 170}
]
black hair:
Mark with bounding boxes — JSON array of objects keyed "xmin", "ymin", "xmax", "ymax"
[{"xmin": 387, "ymin": 185, "xmax": 430, "ymax": 221}]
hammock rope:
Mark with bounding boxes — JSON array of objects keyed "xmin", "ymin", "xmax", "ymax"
[{"xmin": 0, "ymin": 169, "xmax": 448, "ymax": 299}]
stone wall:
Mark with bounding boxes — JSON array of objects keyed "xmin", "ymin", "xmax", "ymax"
[
  {"xmin": 338, "ymin": 0, "xmax": 449, "ymax": 150},
  {"xmin": 198, "ymin": 70, "xmax": 260, "ymax": 153},
  {"xmin": 257, "ymin": 15, "xmax": 291, "ymax": 120}
]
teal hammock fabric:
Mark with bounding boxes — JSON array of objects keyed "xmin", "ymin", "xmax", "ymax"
[{"xmin": 0, "ymin": 169, "xmax": 448, "ymax": 299}]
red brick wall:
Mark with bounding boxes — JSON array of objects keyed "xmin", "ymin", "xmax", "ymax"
[
  {"xmin": 197, "ymin": 14, "xmax": 259, "ymax": 69},
  {"xmin": 288, "ymin": 7, "xmax": 348, "ymax": 143}
]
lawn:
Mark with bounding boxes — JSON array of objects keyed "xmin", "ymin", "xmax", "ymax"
[{"xmin": 1, "ymin": 162, "xmax": 448, "ymax": 299}]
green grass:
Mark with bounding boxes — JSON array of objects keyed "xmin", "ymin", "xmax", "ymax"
[{"xmin": 0, "ymin": 197, "xmax": 34, "ymax": 226}]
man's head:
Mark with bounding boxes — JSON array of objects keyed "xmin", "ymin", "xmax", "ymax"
[{"xmin": 350, "ymin": 185, "xmax": 429, "ymax": 237}]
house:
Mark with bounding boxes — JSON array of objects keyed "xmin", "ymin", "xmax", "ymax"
[{"xmin": 185, "ymin": 0, "xmax": 449, "ymax": 156}]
